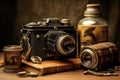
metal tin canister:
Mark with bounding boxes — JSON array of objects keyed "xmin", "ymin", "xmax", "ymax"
[{"xmin": 3, "ymin": 45, "xmax": 23, "ymax": 72}]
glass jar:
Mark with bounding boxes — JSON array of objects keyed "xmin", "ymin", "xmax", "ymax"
[{"xmin": 77, "ymin": 4, "xmax": 108, "ymax": 50}]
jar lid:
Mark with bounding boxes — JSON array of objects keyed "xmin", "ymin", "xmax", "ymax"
[
  {"xmin": 84, "ymin": 4, "xmax": 101, "ymax": 16},
  {"xmin": 86, "ymin": 4, "xmax": 100, "ymax": 7},
  {"xmin": 3, "ymin": 45, "xmax": 23, "ymax": 51}
]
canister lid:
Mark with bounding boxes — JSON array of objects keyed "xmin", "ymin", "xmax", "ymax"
[{"xmin": 3, "ymin": 45, "xmax": 23, "ymax": 51}]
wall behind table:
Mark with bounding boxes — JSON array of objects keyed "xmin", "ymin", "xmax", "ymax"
[
  {"xmin": 14, "ymin": 0, "xmax": 89, "ymax": 43},
  {"xmin": 0, "ymin": 0, "xmax": 120, "ymax": 51},
  {"xmin": 0, "ymin": 0, "xmax": 17, "ymax": 51}
]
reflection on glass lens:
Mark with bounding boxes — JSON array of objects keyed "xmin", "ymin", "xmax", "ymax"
[
  {"xmin": 81, "ymin": 52, "xmax": 92, "ymax": 66},
  {"xmin": 57, "ymin": 35, "xmax": 75, "ymax": 55},
  {"xmin": 62, "ymin": 37, "xmax": 75, "ymax": 52}
]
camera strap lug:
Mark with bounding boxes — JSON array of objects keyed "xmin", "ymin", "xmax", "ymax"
[
  {"xmin": 20, "ymin": 31, "xmax": 31, "ymax": 60},
  {"xmin": 54, "ymin": 26, "xmax": 57, "ymax": 30},
  {"xmin": 22, "ymin": 46, "xmax": 32, "ymax": 60},
  {"xmin": 30, "ymin": 56, "xmax": 42, "ymax": 64}
]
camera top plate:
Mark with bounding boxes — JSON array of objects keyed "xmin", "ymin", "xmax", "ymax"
[{"xmin": 22, "ymin": 18, "xmax": 75, "ymax": 31}]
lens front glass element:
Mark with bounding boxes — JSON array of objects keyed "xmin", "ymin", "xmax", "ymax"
[
  {"xmin": 62, "ymin": 37, "xmax": 74, "ymax": 51},
  {"xmin": 81, "ymin": 52, "xmax": 92, "ymax": 67},
  {"xmin": 57, "ymin": 35, "xmax": 75, "ymax": 55}
]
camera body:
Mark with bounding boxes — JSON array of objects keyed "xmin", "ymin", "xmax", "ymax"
[{"xmin": 21, "ymin": 18, "xmax": 77, "ymax": 60}]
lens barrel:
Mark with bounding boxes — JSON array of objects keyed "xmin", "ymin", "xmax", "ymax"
[{"xmin": 47, "ymin": 30, "xmax": 75, "ymax": 55}]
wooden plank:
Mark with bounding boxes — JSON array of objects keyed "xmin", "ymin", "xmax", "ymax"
[{"xmin": 22, "ymin": 58, "xmax": 81, "ymax": 75}]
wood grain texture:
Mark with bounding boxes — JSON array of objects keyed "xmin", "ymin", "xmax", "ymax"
[
  {"xmin": 0, "ymin": 67, "xmax": 120, "ymax": 80},
  {"xmin": 22, "ymin": 58, "xmax": 81, "ymax": 75}
]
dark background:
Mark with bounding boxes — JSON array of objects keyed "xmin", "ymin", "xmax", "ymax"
[{"xmin": 0, "ymin": 0, "xmax": 120, "ymax": 51}]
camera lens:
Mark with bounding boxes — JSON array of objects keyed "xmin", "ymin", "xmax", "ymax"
[
  {"xmin": 80, "ymin": 49, "xmax": 98, "ymax": 69},
  {"xmin": 81, "ymin": 52, "xmax": 92, "ymax": 67},
  {"xmin": 56, "ymin": 35, "xmax": 75, "ymax": 55},
  {"xmin": 47, "ymin": 31, "xmax": 75, "ymax": 55}
]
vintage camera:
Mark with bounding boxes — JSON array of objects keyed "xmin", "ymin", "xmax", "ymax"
[{"xmin": 21, "ymin": 18, "xmax": 77, "ymax": 61}]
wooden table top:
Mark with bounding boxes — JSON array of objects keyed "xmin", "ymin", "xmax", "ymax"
[
  {"xmin": 0, "ymin": 67, "xmax": 120, "ymax": 80},
  {"xmin": 0, "ymin": 52, "xmax": 120, "ymax": 80}
]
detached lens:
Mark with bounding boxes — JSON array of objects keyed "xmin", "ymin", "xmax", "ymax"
[
  {"xmin": 81, "ymin": 52, "xmax": 92, "ymax": 67},
  {"xmin": 80, "ymin": 49, "xmax": 98, "ymax": 69}
]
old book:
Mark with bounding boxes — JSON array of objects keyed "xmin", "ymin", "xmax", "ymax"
[{"xmin": 22, "ymin": 58, "xmax": 81, "ymax": 75}]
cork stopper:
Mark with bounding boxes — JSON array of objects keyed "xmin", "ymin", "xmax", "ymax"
[{"xmin": 84, "ymin": 4, "xmax": 101, "ymax": 17}]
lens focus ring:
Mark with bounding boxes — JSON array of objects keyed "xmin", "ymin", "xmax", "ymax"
[
  {"xmin": 56, "ymin": 35, "xmax": 75, "ymax": 55},
  {"xmin": 47, "ymin": 31, "xmax": 75, "ymax": 55}
]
